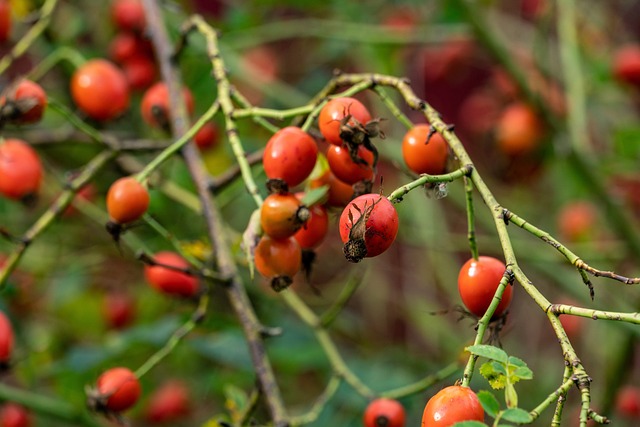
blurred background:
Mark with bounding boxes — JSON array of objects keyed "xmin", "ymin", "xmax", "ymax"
[{"xmin": 1, "ymin": 0, "xmax": 640, "ymax": 426}]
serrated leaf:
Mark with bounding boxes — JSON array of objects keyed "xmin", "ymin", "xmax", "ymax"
[
  {"xmin": 501, "ymin": 408, "xmax": 533, "ymax": 423},
  {"xmin": 466, "ymin": 344, "xmax": 509, "ymax": 363},
  {"xmin": 512, "ymin": 366, "xmax": 533, "ymax": 381},
  {"xmin": 480, "ymin": 361, "xmax": 507, "ymax": 389},
  {"xmin": 477, "ymin": 390, "xmax": 500, "ymax": 417},
  {"xmin": 507, "ymin": 356, "xmax": 528, "ymax": 368},
  {"xmin": 505, "ymin": 382, "xmax": 518, "ymax": 408},
  {"xmin": 451, "ymin": 422, "xmax": 489, "ymax": 427}
]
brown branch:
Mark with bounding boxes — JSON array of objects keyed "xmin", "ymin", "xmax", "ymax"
[{"xmin": 141, "ymin": 5, "xmax": 288, "ymax": 426}]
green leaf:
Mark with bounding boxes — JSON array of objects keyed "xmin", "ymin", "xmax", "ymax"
[
  {"xmin": 501, "ymin": 408, "xmax": 533, "ymax": 423},
  {"xmin": 477, "ymin": 390, "xmax": 500, "ymax": 417},
  {"xmin": 300, "ymin": 185, "xmax": 328, "ymax": 207},
  {"xmin": 466, "ymin": 344, "xmax": 509, "ymax": 363},
  {"xmin": 480, "ymin": 361, "xmax": 507, "ymax": 389},
  {"xmin": 492, "ymin": 361, "xmax": 507, "ymax": 376},
  {"xmin": 512, "ymin": 366, "xmax": 533, "ymax": 381},
  {"xmin": 450, "ymin": 422, "xmax": 489, "ymax": 427},
  {"xmin": 505, "ymin": 382, "xmax": 518, "ymax": 409}
]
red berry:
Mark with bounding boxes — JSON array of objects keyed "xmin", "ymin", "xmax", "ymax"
[
  {"xmin": 326, "ymin": 144, "xmax": 375, "ymax": 185},
  {"xmin": 241, "ymin": 45, "xmax": 279, "ymax": 83},
  {"xmin": 254, "ymin": 235, "xmax": 302, "ymax": 291},
  {"xmin": 108, "ymin": 32, "xmax": 152, "ymax": 64},
  {"xmin": 111, "ymin": 0, "xmax": 146, "ymax": 32},
  {"xmin": 103, "ymin": 292, "xmax": 136, "ymax": 330},
  {"xmin": 364, "ymin": 398, "xmax": 406, "ymax": 427},
  {"xmin": 339, "ymin": 194, "xmax": 398, "ymax": 262},
  {"xmin": 93, "ymin": 367, "xmax": 141, "ymax": 413},
  {"xmin": 458, "ymin": 256, "xmax": 512, "ymax": 319},
  {"xmin": 557, "ymin": 201, "xmax": 597, "ymax": 242},
  {"xmin": 145, "ymin": 380, "xmax": 190, "ymax": 423},
  {"xmin": 122, "ymin": 55, "xmax": 156, "ymax": 90},
  {"xmin": 0, "ymin": 139, "xmax": 43, "ymax": 201},
  {"xmin": 0, "ymin": 0, "xmax": 10, "ymax": 44},
  {"xmin": 0, "ymin": 403, "xmax": 31, "ymax": 427},
  {"xmin": 318, "ymin": 97, "xmax": 372, "ymax": 145},
  {"xmin": 0, "ymin": 310, "xmax": 13, "ymax": 367},
  {"xmin": 613, "ymin": 45, "xmax": 640, "ymax": 87},
  {"xmin": 616, "ymin": 386, "xmax": 640, "ymax": 419},
  {"xmin": 263, "ymin": 127, "xmax": 318, "ymax": 188},
  {"xmin": 260, "ymin": 192, "xmax": 309, "ymax": 239},
  {"xmin": 495, "ymin": 103, "xmax": 543, "ymax": 156},
  {"xmin": 144, "ymin": 251, "xmax": 199, "ymax": 298},
  {"xmin": 141, "ymin": 82, "xmax": 195, "ymax": 129},
  {"xmin": 401, "ymin": 124, "xmax": 449, "ymax": 175},
  {"xmin": 106, "ymin": 177, "xmax": 150, "ymax": 224},
  {"xmin": 71, "ymin": 59, "xmax": 130, "ymax": 121},
  {"xmin": 422, "ymin": 386, "xmax": 484, "ymax": 427},
  {"xmin": 194, "ymin": 122, "xmax": 220, "ymax": 150},
  {"xmin": 0, "ymin": 80, "xmax": 47, "ymax": 124}
]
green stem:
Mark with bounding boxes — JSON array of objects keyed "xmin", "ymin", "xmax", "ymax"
[
  {"xmin": 142, "ymin": 214, "xmax": 203, "ymax": 267},
  {"xmin": 387, "ymin": 165, "xmax": 473, "ymax": 203},
  {"xmin": 281, "ymin": 290, "xmax": 375, "ymax": 399},
  {"xmin": 301, "ymin": 80, "xmax": 375, "ymax": 132},
  {"xmin": 184, "ymin": 16, "xmax": 263, "ymax": 206},
  {"xmin": 382, "ymin": 362, "xmax": 460, "ymax": 400},
  {"xmin": 0, "ymin": 150, "xmax": 116, "ymax": 289},
  {"xmin": 320, "ymin": 273, "xmax": 364, "ymax": 328},
  {"xmin": 230, "ymin": 90, "xmax": 281, "ymax": 133},
  {"xmin": 551, "ymin": 366, "xmax": 572, "ymax": 426},
  {"xmin": 531, "ymin": 370, "xmax": 573, "ymax": 424},
  {"xmin": 137, "ymin": 101, "xmax": 220, "ymax": 181},
  {"xmin": 461, "ymin": 270, "xmax": 513, "ymax": 387},
  {"xmin": 373, "ymin": 86, "xmax": 413, "ymax": 129},
  {"xmin": 232, "ymin": 105, "xmax": 314, "ymax": 121},
  {"xmin": 47, "ymin": 100, "xmax": 105, "ymax": 144},
  {"xmin": 289, "ymin": 375, "xmax": 341, "ymax": 426},
  {"xmin": 557, "ymin": 0, "xmax": 591, "ymax": 155},
  {"xmin": 549, "ymin": 303, "xmax": 640, "ymax": 324},
  {"xmin": 0, "ymin": 0, "xmax": 59, "ymax": 75},
  {"xmin": 0, "ymin": 384, "xmax": 100, "ymax": 427},
  {"xmin": 134, "ymin": 294, "xmax": 209, "ymax": 378},
  {"xmin": 27, "ymin": 46, "xmax": 86, "ymax": 81},
  {"xmin": 464, "ymin": 176, "xmax": 478, "ymax": 260}
]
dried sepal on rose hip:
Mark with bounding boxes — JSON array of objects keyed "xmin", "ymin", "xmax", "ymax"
[
  {"xmin": 363, "ymin": 398, "xmax": 406, "ymax": 427},
  {"xmin": 0, "ymin": 79, "xmax": 48, "ymax": 125},
  {"xmin": 254, "ymin": 235, "xmax": 302, "ymax": 292},
  {"xmin": 86, "ymin": 367, "xmax": 141, "ymax": 419},
  {"xmin": 318, "ymin": 96, "xmax": 385, "ymax": 170},
  {"xmin": 339, "ymin": 194, "xmax": 399, "ymax": 263},
  {"xmin": 260, "ymin": 192, "xmax": 310, "ymax": 240}
]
